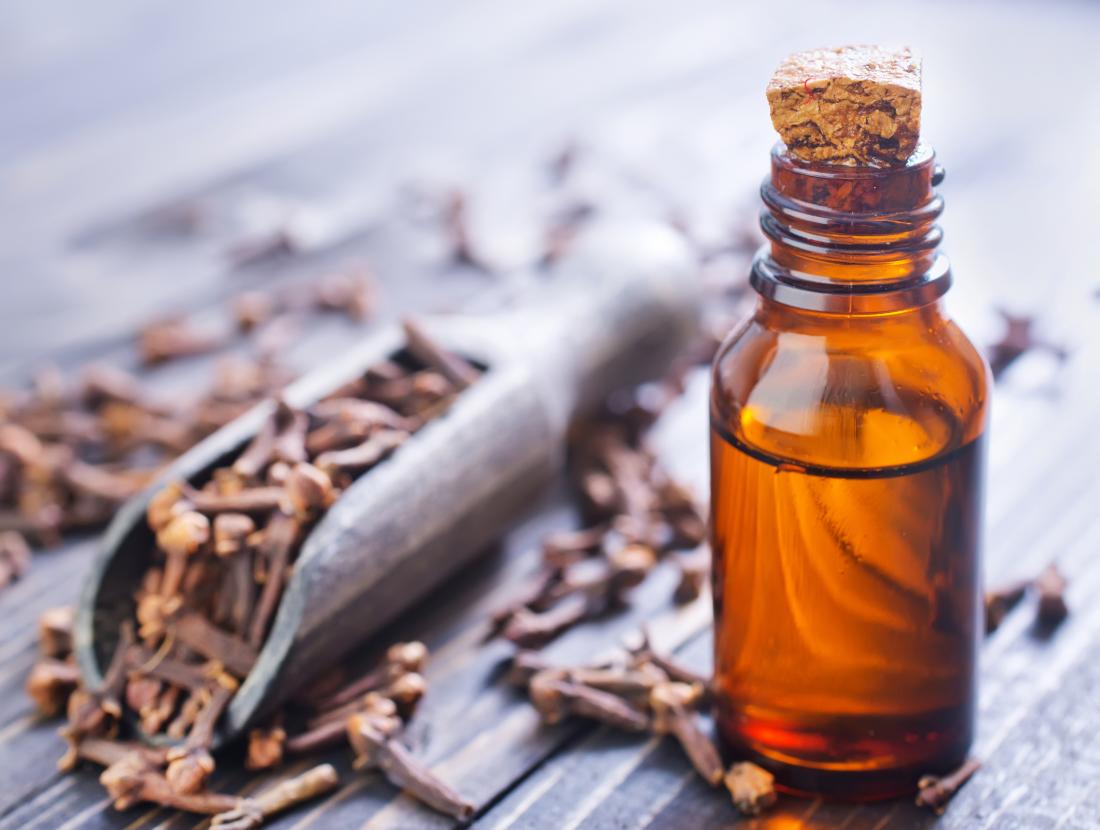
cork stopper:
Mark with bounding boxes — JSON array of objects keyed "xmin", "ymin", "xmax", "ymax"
[{"xmin": 767, "ymin": 45, "xmax": 922, "ymax": 166}]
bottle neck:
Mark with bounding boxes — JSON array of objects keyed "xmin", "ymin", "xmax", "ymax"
[{"xmin": 752, "ymin": 143, "xmax": 950, "ymax": 314}]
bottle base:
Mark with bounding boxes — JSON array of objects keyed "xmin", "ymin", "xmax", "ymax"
[{"xmin": 717, "ymin": 713, "xmax": 972, "ymax": 802}]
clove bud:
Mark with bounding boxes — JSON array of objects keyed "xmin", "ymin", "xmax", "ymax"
[
  {"xmin": 984, "ymin": 579, "xmax": 1029, "ymax": 634},
  {"xmin": 724, "ymin": 762, "xmax": 776, "ymax": 815},
  {"xmin": 649, "ymin": 681, "xmax": 723, "ymax": 785},
  {"xmin": 0, "ymin": 530, "xmax": 31, "ymax": 587},
  {"xmin": 26, "ymin": 658, "xmax": 81, "ymax": 716},
  {"xmin": 529, "ymin": 670, "xmax": 650, "ymax": 732},
  {"xmin": 1035, "ymin": 563, "xmax": 1068, "ymax": 628},
  {"xmin": 281, "ymin": 462, "xmax": 337, "ymax": 519},
  {"xmin": 38, "ymin": 605, "xmax": 76, "ymax": 658},
  {"xmin": 347, "ymin": 713, "xmax": 475, "ymax": 821},
  {"xmin": 916, "ymin": 757, "xmax": 981, "ymax": 814}
]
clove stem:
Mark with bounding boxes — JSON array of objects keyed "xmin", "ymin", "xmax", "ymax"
[
  {"xmin": 916, "ymin": 757, "xmax": 982, "ymax": 814},
  {"xmin": 347, "ymin": 714, "xmax": 475, "ymax": 821}
]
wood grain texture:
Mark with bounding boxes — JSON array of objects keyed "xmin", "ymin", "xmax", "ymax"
[{"xmin": 1, "ymin": 0, "xmax": 1099, "ymax": 827}]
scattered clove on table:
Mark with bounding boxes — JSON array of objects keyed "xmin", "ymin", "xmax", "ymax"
[
  {"xmin": 441, "ymin": 190, "xmax": 494, "ymax": 274},
  {"xmin": 138, "ymin": 318, "xmax": 228, "ymax": 366},
  {"xmin": 983, "ymin": 563, "xmax": 1071, "ymax": 635},
  {"xmin": 0, "ymin": 530, "xmax": 31, "ymax": 587},
  {"xmin": 232, "ymin": 269, "xmax": 378, "ymax": 332},
  {"xmin": 529, "ymin": 671, "xmax": 650, "ymax": 732},
  {"xmin": 1034, "ymin": 563, "xmax": 1069, "ymax": 628},
  {"xmin": 510, "ymin": 642, "xmax": 759, "ymax": 811},
  {"xmin": 347, "ymin": 712, "xmax": 475, "ymax": 821},
  {"xmin": 723, "ymin": 762, "xmax": 776, "ymax": 816},
  {"xmin": 650, "ymin": 680, "xmax": 723, "ymax": 785},
  {"xmin": 37, "ymin": 605, "xmax": 75, "ymax": 658},
  {"xmin": 26, "ymin": 658, "xmax": 82, "ymax": 717},
  {"xmin": 986, "ymin": 310, "xmax": 1068, "ymax": 380},
  {"xmin": 915, "ymin": 757, "xmax": 982, "ymax": 814},
  {"xmin": 984, "ymin": 579, "xmax": 1029, "ymax": 634}
]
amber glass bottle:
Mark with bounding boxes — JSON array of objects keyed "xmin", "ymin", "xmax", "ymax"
[{"xmin": 710, "ymin": 144, "xmax": 989, "ymax": 800}]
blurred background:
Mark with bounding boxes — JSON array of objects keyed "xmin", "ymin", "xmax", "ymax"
[
  {"xmin": 1, "ymin": 0, "xmax": 1097, "ymax": 379},
  {"xmin": 2, "ymin": 3, "xmax": 1100, "ymax": 827}
]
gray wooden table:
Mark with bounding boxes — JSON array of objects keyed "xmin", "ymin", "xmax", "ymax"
[{"xmin": 1, "ymin": 1, "xmax": 1099, "ymax": 827}]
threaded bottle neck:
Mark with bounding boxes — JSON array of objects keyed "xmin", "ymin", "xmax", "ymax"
[{"xmin": 752, "ymin": 143, "xmax": 950, "ymax": 314}]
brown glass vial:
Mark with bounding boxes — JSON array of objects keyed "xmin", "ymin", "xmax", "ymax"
[{"xmin": 710, "ymin": 144, "xmax": 989, "ymax": 800}]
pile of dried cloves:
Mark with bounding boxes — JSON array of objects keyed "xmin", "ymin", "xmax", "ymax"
[
  {"xmin": 28, "ymin": 604, "xmax": 469, "ymax": 824},
  {"xmin": 25, "ymin": 320, "xmax": 478, "ymax": 824}
]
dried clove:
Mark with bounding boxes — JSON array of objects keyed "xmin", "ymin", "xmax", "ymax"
[
  {"xmin": 986, "ymin": 310, "xmax": 1068, "ymax": 379},
  {"xmin": 1035, "ymin": 563, "xmax": 1068, "ymax": 628},
  {"xmin": 75, "ymin": 735, "xmax": 170, "ymax": 769},
  {"xmin": 486, "ymin": 567, "xmax": 562, "ymax": 640},
  {"xmin": 984, "ymin": 579, "xmax": 1029, "ymax": 634},
  {"xmin": 401, "ymin": 318, "xmax": 480, "ymax": 390},
  {"xmin": 538, "ymin": 203, "xmax": 594, "ymax": 269},
  {"xmin": 59, "ymin": 625, "xmax": 135, "ymax": 768},
  {"xmin": 165, "ymin": 672, "xmax": 236, "ymax": 794},
  {"xmin": 649, "ymin": 681, "xmax": 723, "ymax": 785},
  {"xmin": 347, "ymin": 712, "xmax": 475, "ymax": 821},
  {"xmin": 227, "ymin": 229, "xmax": 299, "ymax": 267},
  {"xmin": 247, "ymin": 511, "xmax": 303, "ymax": 648},
  {"xmin": 529, "ymin": 671, "xmax": 650, "ymax": 732},
  {"xmin": 128, "ymin": 644, "xmax": 207, "ymax": 691},
  {"xmin": 314, "ymin": 641, "xmax": 429, "ymax": 712},
  {"xmin": 541, "ymin": 524, "xmax": 606, "ymax": 568},
  {"xmin": 314, "ymin": 429, "xmax": 409, "ymax": 476},
  {"xmin": 915, "ymin": 757, "xmax": 981, "ymax": 814},
  {"xmin": 156, "ymin": 510, "xmax": 210, "ymax": 600},
  {"xmin": 38, "ymin": 605, "xmax": 75, "ymax": 658},
  {"xmin": 245, "ymin": 723, "xmax": 287, "ymax": 771},
  {"xmin": 272, "ymin": 406, "xmax": 310, "ymax": 465},
  {"xmin": 100, "ymin": 755, "xmax": 238, "ymax": 814},
  {"xmin": 629, "ymin": 629, "xmax": 715, "ymax": 705},
  {"xmin": 211, "ymin": 763, "xmax": 340, "ymax": 829},
  {"xmin": 26, "ymin": 658, "xmax": 81, "ymax": 716},
  {"xmin": 0, "ymin": 530, "xmax": 32, "ymax": 587},
  {"xmin": 724, "ymin": 762, "xmax": 776, "ymax": 816},
  {"xmin": 441, "ymin": 190, "xmax": 493, "ymax": 274},
  {"xmin": 672, "ymin": 548, "xmax": 709, "ymax": 604},
  {"xmin": 281, "ymin": 462, "xmax": 337, "ymax": 519},
  {"xmin": 515, "ymin": 647, "xmax": 730, "ymax": 799},
  {"xmin": 173, "ymin": 612, "xmax": 258, "ymax": 678},
  {"xmin": 287, "ymin": 694, "xmax": 398, "ymax": 756},
  {"xmin": 213, "ymin": 512, "xmax": 255, "ymax": 557},
  {"xmin": 187, "ymin": 485, "xmax": 287, "ymax": 516},
  {"xmin": 312, "ymin": 270, "xmax": 377, "ymax": 321},
  {"xmin": 233, "ymin": 410, "xmax": 281, "ymax": 481},
  {"xmin": 502, "ymin": 595, "xmax": 591, "ymax": 649},
  {"xmin": 138, "ymin": 317, "xmax": 227, "ymax": 366},
  {"xmin": 233, "ymin": 291, "xmax": 277, "ymax": 332},
  {"xmin": 501, "ymin": 546, "xmax": 655, "ymax": 649}
]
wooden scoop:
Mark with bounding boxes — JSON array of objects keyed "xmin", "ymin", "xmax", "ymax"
[{"xmin": 75, "ymin": 223, "xmax": 699, "ymax": 745}]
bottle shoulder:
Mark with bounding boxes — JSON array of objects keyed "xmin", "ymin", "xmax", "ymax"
[{"xmin": 710, "ymin": 303, "xmax": 990, "ymax": 470}]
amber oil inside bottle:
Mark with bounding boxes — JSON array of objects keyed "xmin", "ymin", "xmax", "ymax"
[{"xmin": 710, "ymin": 145, "xmax": 990, "ymax": 800}]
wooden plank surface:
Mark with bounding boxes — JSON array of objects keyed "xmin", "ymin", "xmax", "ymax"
[{"xmin": 1, "ymin": 0, "xmax": 1099, "ymax": 827}]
